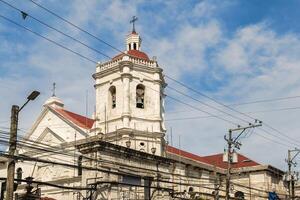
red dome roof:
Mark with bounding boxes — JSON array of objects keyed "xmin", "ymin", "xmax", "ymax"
[{"xmin": 113, "ymin": 49, "xmax": 149, "ymax": 61}]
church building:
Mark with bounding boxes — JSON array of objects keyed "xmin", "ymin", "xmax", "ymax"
[{"xmin": 0, "ymin": 21, "xmax": 288, "ymax": 200}]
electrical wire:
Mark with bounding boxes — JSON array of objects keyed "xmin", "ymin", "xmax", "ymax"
[
  {"xmin": 0, "ymin": 14, "xmax": 98, "ymax": 64},
  {"xmin": 229, "ymin": 95, "xmax": 300, "ymax": 106},
  {"xmin": 0, "ymin": 0, "xmax": 111, "ymax": 59},
  {"xmin": 24, "ymin": 0, "xmax": 255, "ymax": 127},
  {"xmin": 166, "ymin": 75, "xmax": 300, "ymax": 146},
  {"xmin": 22, "ymin": 0, "xmax": 300, "ymax": 149},
  {"xmin": 1, "ymin": 0, "xmax": 292, "ymax": 197},
  {"xmin": 0, "ymin": 136, "xmax": 288, "ymax": 197},
  {"xmin": 28, "ymin": 0, "xmax": 123, "ymax": 54},
  {"xmin": 0, "ymin": 14, "xmax": 243, "ymax": 127},
  {"xmin": 1, "ymin": 1, "xmax": 297, "ymax": 169}
]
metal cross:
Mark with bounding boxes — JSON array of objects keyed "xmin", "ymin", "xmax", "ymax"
[
  {"xmin": 130, "ymin": 16, "xmax": 138, "ymax": 32},
  {"xmin": 52, "ymin": 82, "xmax": 56, "ymax": 97}
]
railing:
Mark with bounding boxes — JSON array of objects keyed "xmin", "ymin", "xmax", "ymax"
[{"xmin": 96, "ymin": 55, "xmax": 158, "ymax": 72}]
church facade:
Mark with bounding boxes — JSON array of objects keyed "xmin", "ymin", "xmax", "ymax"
[{"xmin": 0, "ymin": 26, "xmax": 288, "ymax": 200}]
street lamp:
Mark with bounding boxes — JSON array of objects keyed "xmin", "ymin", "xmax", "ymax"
[
  {"xmin": 6, "ymin": 90, "xmax": 40, "ymax": 200},
  {"xmin": 19, "ymin": 91, "xmax": 40, "ymax": 112}
]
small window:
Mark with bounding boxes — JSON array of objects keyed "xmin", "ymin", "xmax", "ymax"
[
  {"xmin": 128, "ymin": 44, "xmax": 131, "ymax": 50},
  {"xmin": 136, "ymin": 84, "xmax": 145, "ymax": 108},
  {"xmin": 16, "ymin": 167, "xmax": 22, "ymax": 183},
  {"xmin": 109, "ymin": 86, "xmax": 116, "ymax": 109},
  {"xmin": 133, "ymin": 43, "xmax": 137, "ymax": 50},
  {"xmin": 78, "ymin": 156, "xmax": 83, "ymax": 176}
]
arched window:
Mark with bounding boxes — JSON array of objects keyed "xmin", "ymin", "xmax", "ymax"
[
  {"xmin": 136, "ymin": 84, "xmax": 145, "ymax": 108},
  {"xmin": 109, "ymin": 86, "xmax": 116, "ymax": 109},
  {"xmin": 234, "ymin": 191, "xmax": 244, "ymax": 200},
  {"xmin": 128, "ymin": 44, "xmax": 131, "ymax": 50},
  {"xmin": 16, "ymin": 167, "xmax": 22, "ymax": 183},
  {"xmin": 133, "ymin": 43, "xmax": 137, "ymax": 50}
]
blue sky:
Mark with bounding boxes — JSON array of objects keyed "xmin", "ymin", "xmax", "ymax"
[{"xmin": 1, "ymin": 0, "xmax": 300, "ymax": 170}]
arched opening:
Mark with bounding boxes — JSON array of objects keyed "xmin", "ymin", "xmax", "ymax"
[
  {"xmin": 133, "ymin": 43, "xmax": 137, "ymax": 50},
  {"xmin": 136, "ymin": 84, "xmax": 145, "ymax": 108},
  {"xmin": 234, "ymin": 191, "xmax": 245, "ymax": 200},
  {"xmin": 16, "ymin": 167, "xmax": 22, "ymax": 183},
  {"xmin": 109, "ymin": 86, "xmax": 116, "ymax": 109},
  {"xmin": 128, "ymin": 44, "xmax": 131, "ymax": 50}
]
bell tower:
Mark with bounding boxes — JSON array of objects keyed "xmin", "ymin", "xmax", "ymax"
[{"xmin": 92, "ymin": 18, "xmax": 166, "ymax": 156}]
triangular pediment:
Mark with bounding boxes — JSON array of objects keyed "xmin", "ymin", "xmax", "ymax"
[
  {"xmin": 36, "ymin": 127, "xmax": 65, "ymax": 145},
  {"xmin": 24, "ymin": 105, "xmax": 88, "ymax": 144}
]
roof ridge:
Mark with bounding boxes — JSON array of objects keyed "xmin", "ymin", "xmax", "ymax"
[
  {"xmin": 166, "ymin": 145, "xmax": 260, "ymax": 169},
  {"xmin": 54, "ymin": 108, "xmax": 94, "ymax": 129},
  {"xmin": 56, "ymin": 108, "xmax": 93, "ymax": 121}
]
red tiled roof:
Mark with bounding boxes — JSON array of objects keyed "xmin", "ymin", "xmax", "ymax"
[
  {"xmin": 54, "ymin": 108, "xmax": 94, "ymax": 129},
  {"xmin": 166, "ymin": 145, "xmax": 260, "ymax": 169},
  {"xmin": 113, "ymin": 50, "xmax": 149, "ymax": 61},
  {"xmin": 166, "ymin": 146, "xmax": 208, "ymax": 164},
  {"xmin": 202, "ymin": 153, "xmax": 259, "ymax": 169}
]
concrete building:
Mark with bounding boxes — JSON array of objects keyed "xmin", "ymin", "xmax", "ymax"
[{"xmin": 0, "ymin": 26, "xmax": 288, "ymax": 200}]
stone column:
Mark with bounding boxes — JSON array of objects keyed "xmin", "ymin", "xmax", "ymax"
[
  {"xmin": 153, "ymin": 72, "xmax": 162, "ymax": 132},
  {"xmin": 120, "ymin": 57, "xmax": 132, "ymax": 128}
]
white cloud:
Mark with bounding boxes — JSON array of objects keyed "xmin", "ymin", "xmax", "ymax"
[
  {"xmin": 192, "ymin": 1, "xmax": 217, "ymax": 18},
  {"xmin": 148, "ymin": 20, "xmax": 222, "ymax": 78},
  {"xmin": 1, "ymin": 0, "xmax": 300, "ymax": 170}
]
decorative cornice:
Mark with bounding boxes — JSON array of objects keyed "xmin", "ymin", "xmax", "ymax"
[{"xmin": 120, "ymin": 72, "xmax": 133, "ymax": 79}]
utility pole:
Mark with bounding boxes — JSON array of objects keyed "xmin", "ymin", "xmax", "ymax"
[
  {"xmin": 224, "ymin": 121, "xmax": 262, "ymax": 200},
  {"xmin": 286, "ymin": 148, "xmax": 300, "ymax": 200},
  {"xmin": 5, "ymin": 91, "xmax": 40, "ymax": 200},
  {"xmin": 6, "ymin": 105, "xmax": 19, "ymax": 200}
]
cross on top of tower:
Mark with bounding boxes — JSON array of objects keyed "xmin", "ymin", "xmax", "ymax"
[
  {"xmin": 130, "ymin": 16, "xmax": 138, "ymax": 33},
  {"xmin": 52, "ymin": 82, "xmax": 56, "ymax": 97}
]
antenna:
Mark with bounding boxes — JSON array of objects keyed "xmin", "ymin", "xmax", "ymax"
[
  {"xmin": 94, "ymin": 105, "xmax": 97, "ymax": 136},
  {"xmin": 104, "ymin": 105, "xmax": 107, "ymax": 135},
  {"xmin": 115, "ymin": 125, "xmax": 118, "ymax": 145},
  {"xmin": 178, "ymin": 134, "xmax": 182, "ymax": 193},
  {"xmin": 52, "ymin": 82, "xmax": 56, "ymax": 97},
  {"xmin": 170, "ymin": 127, "xmax": 173, "ymax": 147},
  {"xmin": 85, "ymin": 90, "xmax": 88, "ymax": 134}
]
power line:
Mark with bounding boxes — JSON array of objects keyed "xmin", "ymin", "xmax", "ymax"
[
  {"xmin": 26, "ymin": 0, "xmax": 249, "ymax": 129},
  {"xmin": 1, "ymin": 132, "xmax": 218, "ymax": 181},
  {"xmin": 3, "ymin": 0, "xmax": 257, "ymax": 127},
  {"xmin": 0, "ymin": 13, "xmax": 243, "ymax": 127},
  {"xmin": 165, "ymin": 75, "xmax": 300, "ymax": 146},
  {"xmin": 27, "ymin": 0, "xmax": 123, "ymax": 54},
  {"xmin": 0, "ymin": 14, "xmax": 98, "ymax": 64},
  {"xmin": 0, "ymin": 152, "xmax": 283, "ymax": 197},
  {"xmin": 0, "ymin": 0, "xmax": 111, "ymax": 59},
  {"xmin": 229, "ymin": 95, "xmax": 300, "ymax": 106},
  {"xmin": 130, "ymin": 78, "xmax": 240, "ymax": 126},
  {"xmin": 0, "ymin": 177, "xmax": 94, "ymax": 191},
  {"xmin": 3, "ymin": 4, "xmax": 297, "ymax": 149},
  {"xmin": 25, "ymin": 0, "xmax": 300, "ymax": 148},
  {"xmin": 167, "ymin": 85, "xmax": 251, "ymax": 125},
  {"xmin": 166, "ymin": 106, "xmax": 300, "ymax": 121},
  {"xmin": 0, "ymin": 135, "xmax": 289, "ymax": 198},
  {"xmin": 253, "ymin": 131, "xmax": 293, "ymax": 149}
]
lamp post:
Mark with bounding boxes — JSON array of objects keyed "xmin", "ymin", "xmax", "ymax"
[{"xmin": 6, "ymin": 91, "xmax": 40, "ymax": 200}]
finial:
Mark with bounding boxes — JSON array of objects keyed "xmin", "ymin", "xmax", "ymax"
[
  {"xmin": 52, "ymin": 82, "xmax": 56, "ymax": 97},
  {"xmin": 130, "ymin": 16, "xmax": 138, "ymax": 33}
]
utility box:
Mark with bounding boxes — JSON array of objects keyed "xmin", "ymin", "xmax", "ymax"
[{"xmin": 223, "ymin": 150, "xmax": 238, "ymax": 163}]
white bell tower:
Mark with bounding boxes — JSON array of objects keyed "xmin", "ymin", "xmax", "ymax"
[{"xmin": 92, "ymin": 18, "xmax": 166, "ymax": 156}]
